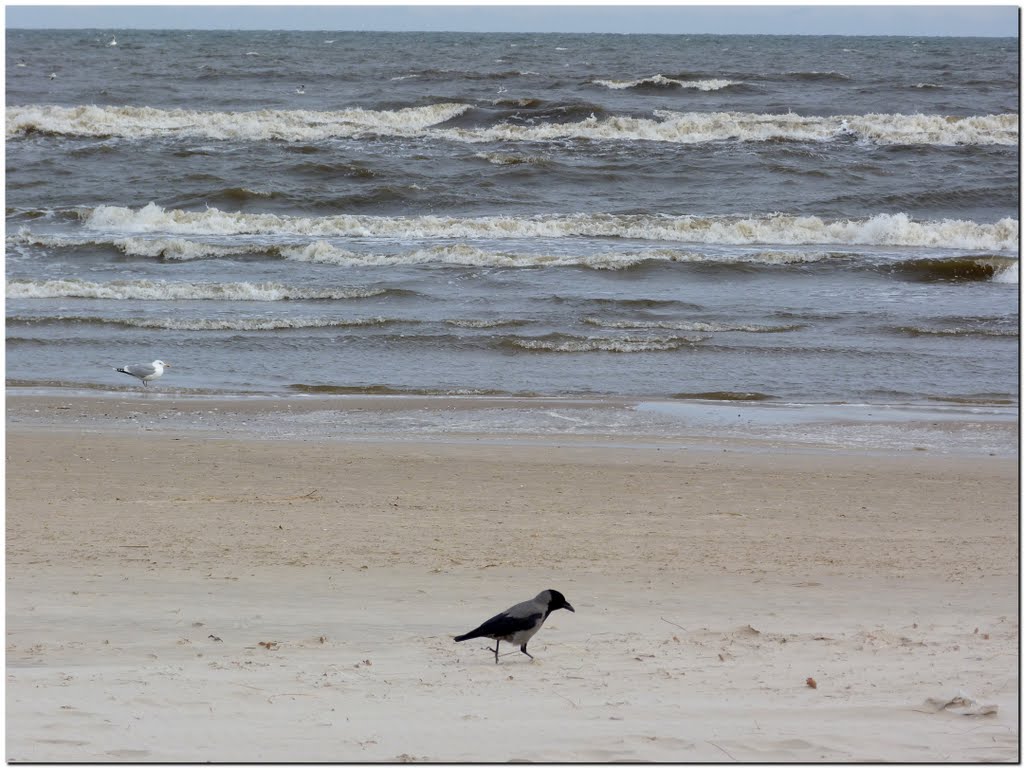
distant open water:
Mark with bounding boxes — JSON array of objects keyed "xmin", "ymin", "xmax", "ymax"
[{"xmin": 5, "ymin": 31, "xmax": 1019, "ymax": 407}]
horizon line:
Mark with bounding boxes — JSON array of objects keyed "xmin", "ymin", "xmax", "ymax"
[{"xmin": 6, "ymin": 26, "xmax": 1019, "ymax": 37}]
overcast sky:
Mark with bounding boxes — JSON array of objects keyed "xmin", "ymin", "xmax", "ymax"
[{"xmin": 5, "ymin": 4, "xmax": 1019, "ymax": 36}]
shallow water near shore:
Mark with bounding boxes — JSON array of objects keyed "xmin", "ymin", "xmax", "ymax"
[{"xmin": 7, "ymin": 389, "xmax": 1017, "ymax": 458}]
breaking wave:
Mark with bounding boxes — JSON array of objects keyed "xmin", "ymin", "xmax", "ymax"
[
  {"xmin": 10, "ymin": 230, "xmax": 258, "ymax": 260},
  {"xmin": 72, "ymin": 204, "xmax": 1019, "ymax": 252},
  {"xmin": 503, "ymin": 333, "xmax": 705, "ymax": 353},
  {"xmin": 582, "ymin": 317, "xmax": 803, "ymax": 333},
  {"xmin": 8, "ymin": 104, "xmax": 1017, "ymax": 146},
  {"xmin": 445, "ymin": 318, "xmax": 530, "ymax": 328},
  {"xmin": 440, "ymin": 110, "xmax": 1017, "ymax": 147},
  {"xmin": 473, "ymin": 151, "xmax": 550, "ymax": 166},
  {"xmin": 6, "ymin": 103, "xmax": 473, "ymax": 141},
  {"xmin": 591, "ymin": 75, "xmax": 741, "ymax": 91},
  {"xmin": 887, "ymin": 324, "xmax": 1018, "ymax": 338},
  {"xmin": 6, "ymin": 314, "xmax": 398, "ymax": 331},
  {"xmin": 888, "ymin": 256, "xmax": 1019, "ymax": 283},
  {"xmin": 993, "ymin": 261, "xmax": 1019, "ymax": 284},
  {"xmin": 6, "ymin": 278, "xmax": 393, "ymax": 301}
]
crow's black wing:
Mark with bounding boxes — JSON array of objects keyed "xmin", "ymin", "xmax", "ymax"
[{"xmin": 456, "ymin": 610, "xmax": 543, "ymax": 641}]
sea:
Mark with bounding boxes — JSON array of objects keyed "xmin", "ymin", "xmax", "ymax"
[{"xmin": 5, "ymin": 30, "xmax": 1020, "ymax": 433}]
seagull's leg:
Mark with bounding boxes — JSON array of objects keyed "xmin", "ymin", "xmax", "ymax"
[{"xmin": 520, "ymin": 644, "xmax": 534, "ymax": 660}]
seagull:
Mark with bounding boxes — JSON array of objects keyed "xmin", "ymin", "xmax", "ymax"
[
  {"xmin": 455, "ymin": 590, "xmax": 574, "ymax": 664},
  {"xmin": 295, "ymin": 85, "xmax": 306, "ymax": 95},
  {"xmin": 114, "ymin": 360, "xmax": 169, "ymax": 388},
  {"xmin": 49, "ymin": 72, "xmax": 57, "ymax": 80},
  {"xmin": 109, "ymin": 36, "xmax": 117, "ymax": 47}
]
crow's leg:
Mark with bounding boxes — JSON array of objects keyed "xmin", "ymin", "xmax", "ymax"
[
  {"xmin": 490, "ymin": 639, "xmax": 501, "ymax": 664},
  {"xmin": 520, "ymin": 644, "xmax": 534, "ymax": 660}
]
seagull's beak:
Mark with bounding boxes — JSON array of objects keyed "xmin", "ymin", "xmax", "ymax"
[
  {"xmin": 564, "ymin": 602, "xmax": 575, "ymax": 613},
  {"xmin": 163, "ymin": 363, "xmax": 171, "ymax": 368}
]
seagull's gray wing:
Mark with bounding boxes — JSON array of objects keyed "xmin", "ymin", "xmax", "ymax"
[{"xmin": 122, "ymin": 363, "xmax": 157, "ymax": 378}]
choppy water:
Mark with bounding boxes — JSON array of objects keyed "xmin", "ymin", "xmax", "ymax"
[{"xmin": 5, "ymin": 30, "xmax": 1019, "ymax": 405}]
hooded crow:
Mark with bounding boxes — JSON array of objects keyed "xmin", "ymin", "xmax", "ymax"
[{"xmin": 454, "ymin": 589, "xmax": 574, "ymax": 663}]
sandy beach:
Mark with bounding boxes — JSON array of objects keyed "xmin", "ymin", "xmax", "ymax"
[{"xmin": 5, "ymin": 394, "xmax": 1019, "ymax": 762}]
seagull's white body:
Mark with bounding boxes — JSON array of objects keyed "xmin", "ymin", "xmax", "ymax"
[
  {"xmin": 115, "ymin": 359, "xmax": 169, "ymax": 387},
  {"xmin": 109, "ymin": 36, "xmax": 117, "ymax": 47}
]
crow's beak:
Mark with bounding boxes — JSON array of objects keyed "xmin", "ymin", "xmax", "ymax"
[{"xmin": 564, "ymin": 602, "xmax": 575, "ymax": 613}]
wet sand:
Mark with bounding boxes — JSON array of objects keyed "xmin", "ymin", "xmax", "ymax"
[{"xmin": 6, "ymin": 394, "xmax": 1019, "ymax": 762}]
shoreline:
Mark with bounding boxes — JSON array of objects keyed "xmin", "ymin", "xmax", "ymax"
[
  {"xmin": 8, "ymin": 382, "xmax": 1018, "ymax": 410},
  {"xmin": 6, "ymin": 388, "xmax": 1019, "ymax": 458}
]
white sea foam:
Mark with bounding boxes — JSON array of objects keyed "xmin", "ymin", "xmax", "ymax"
[
  {"xmin": 993, "ymin": 261, "xmax": 1019, "ymax": 284},
  {"xmin": 441, "ymin": 110, "xmax": 1018, "ymax": 147},
  {"xmin": 78, "ymin": 204, "xmax": 1020, "ymax": 252},
  {"xmin": 446, "ymin": 318, "xmax": 525, "ymax": 328},
  {"xmin": 15, "ymin": 226, "xmax": 848, "ymax": 269},
  {"xmin": 278, "ymin": 242, "xmax": 627, "ymax": 268},
  {"xmin": 6, "ymin": 103, "xmax": 472, "ymax": 141},
  {"xmin": 582, "ymin": 317, "xmax": 802, "ymax": 333},
  {"xmin": 839, "ymin": 112, "xmax": 1017, "ymax": 146},
  {"xmin": 592, "ymin": 75, "xmax": 740, "ymax": 91},
  {"xmin": 473, "ymin": 151, "xmax": 547, "ymax": 166},
  {"xmin": 279, "ymin": 242, "xmax": 387, "ymax": 265},
  {"xmin": 112, "ymin": 316, "xmax": 392, "ymax": 331},
  {"xmin": 8, "ymin": 229, "xmax": 257, "ymax": 260},
  {"xmin": 6, "ymin": 278, "xmax": 387, "ymax": 301},
  {"xmin": 114, "ymin": 237, "xmax": 256, "ymax": 260},
  {"xmin": 647, "ymin": 248, "xmax": 837, "ymax": 265},
  {"xmin": 511, "ymin": 335, "xmax": 704, "ymax": 353},
  {"xmin": 271, "ymin": 243, "xmax": 839, "ymax": 270},
  {"xmin": 8, "ymin": 105, "xmax": 1016, "ymax": 146}
]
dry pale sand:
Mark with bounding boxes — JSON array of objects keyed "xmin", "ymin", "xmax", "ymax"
[{"xmin": 5, "ymin": 395, "xmax": 1019, "ymax": 763}]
